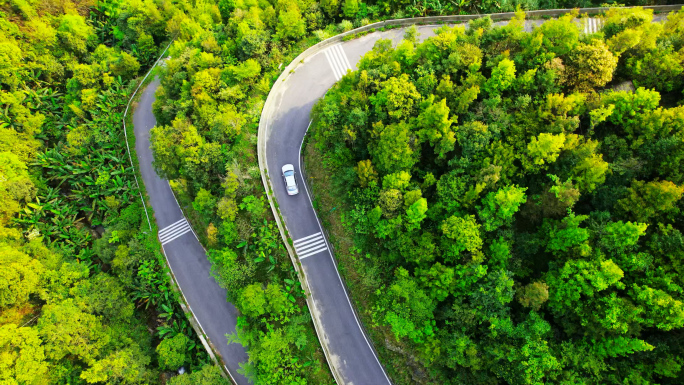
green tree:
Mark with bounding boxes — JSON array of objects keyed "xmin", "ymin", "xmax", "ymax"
[
  {"xmin": 544, "ymin": 212, "xmax": 590, "ymax": 256},
  {"xmin": 631, "ymin": 284, "xmax": 684, "ymax": 331},
  {"xmin": 383, "ymin": 171, "xmax": 411, "ymax": 191},
  {"xmin": 37, "ymin": 298, "xmax": 109, "ymax": 364},
  {"xmin": 150, "ymin": 118, "xmax": 204, "ymax": 181},
  {"xmin": 601, "ymin": 221, "xmax": 648, "ymax": 256},
  {"xmin": 320, "ymin": 0, "xmax": 340, "ymax": 18},
  {"xmin": 405, "ymin": 198, "xmax": 428, "ymax": 231},
  {"xmin": 568, "ymin": 140, "xmax": 610, "ymax": 193},
  {"xmin": 618, "ymin": 180, "xmax": 684, "ymax": 222},
  {"xmin": 355, "ymin": 160, "xmax": 379, "ymax": 187},
  {"xmin": 416, "ymin": 96, "xmax": 456, "ymax": 159},
  {"xmin": 156, "ymin": 334, "xmax": 190, "ymax": 371},
  {"xmin": 69, "ymin": 273, "xmax": 134, "ymax": 322},
  {"xmin": 217, "ymin": 197, "xmax": 238, "ymax": 221},
  {"xmin": 591, "ymin": 337, "xmax": 654, "ymax": 359},
  {"xmin": 379, "ymin": 189, "xmax": 403, "ymax": 218},
  {"xmin": 193, "ymin": 188, "xmax": 217, "ymax": 221},
  {"xmin": 57, "ymin": 14, "xmax": 96, "ymax": 56},
  {"xmin": 625, "ymin": 47, "xmax": 684, "ymax": 92},
  {"xmin": 0, "ymin": 152, "xmax": 36, "ymax": 226},
  {"xmin": 546, "ymin": 259, "xmax": 624, "ymax": 312},
  {"xmin": 168, "ymin": 365, "xmax": 230, "ymax": 385},
  {"xmin": 484, "ymin": 58, "xmax": 516, "ymax": 96},
  {"xmin": 441, "ymin": 215, "xmax": 483, "ymax": 258},
  {"xmin": 416, "ymin": 262, "xmax": 454, "ymax": 302},
  {"xmin": 533, "ymin": 14, "xmax": 580, "ymax": 56},
  {"xmin": 276, "ymin": 4, "xmax": 307, "ymax": 41},
  {"xmin": 0, "ymin": 324, "xmax": 47, "ymax": 384},
  {"xmin": 564, "ymin": 40, "xmax": 618, "ymax": 91},
  {"xmin": 383, "ymin": 267, "xmax": 436, "ymax": 343},
  {"xmin": 603, "ymin": 87, "xmax": 660, "ymax": 129},
  {"xmin": 208, "ymin": 248, "xmax": 256, "ymax": 301},
  {"xmin": 370, "ymin": 121, "xmax": 418, "ymax": 174},
  {"xmin": 517, "ymin": 282, "xmax": 550, "ymax": 311},
  {"xmin": 342, "ymin": 0, "xmax": 359, "ymax": 18},
  {"xmin": 81, "ymin": 346, "xmax": 151, "ymax": 384},
  {"xmin": 527, "ymin": 133, "xmax": 565, "ymax": 167},
  {"xmin": 371, "ymin": 74, "xmax": 422, "ymax": 121},
  {"xmin": 239, "ymin": 283, "xmax": 267, "ymax": 318},
  {"xmin": 0, "ymin": 244, "xmax": 44, "ymax": 308},
  {"xmin": 229, "ymin": 59, "xmax": 262, "ymax": 84},
  {"xmin": 477, "ymin": 185, "xmax": 527, "ymax": 232},
  {"xmin": 110, "ymin": 51, "xmax": 141, "ymax": 79}
]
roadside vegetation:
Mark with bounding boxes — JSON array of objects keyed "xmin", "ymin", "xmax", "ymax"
[
  {"xmin": 0, "ymin": 1, "xmax": 231, "ymax": 384},
  {"xmin": 2, "ymin": 0, "xmax": 681, "ymax": 385},
  {"xmin": 307, "ymin": 7, "xmax": 684, "ymax": 384}
]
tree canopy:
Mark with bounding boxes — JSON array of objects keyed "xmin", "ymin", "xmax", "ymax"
[{"xmin": 308, "ymin": 8, "xmax": 684, "ymax": 384}]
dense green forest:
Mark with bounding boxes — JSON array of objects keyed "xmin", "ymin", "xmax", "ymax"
[
  {"xmin": 2, "ymin": 0, "xmax": 682, "ymax": 384},
  {"xmin": 306, "ymin": 7, "xmax": 684, "ymax": 385},
  {"xmin": 0, "ymin": 0, "xmax": 231, "ymax": 383}
]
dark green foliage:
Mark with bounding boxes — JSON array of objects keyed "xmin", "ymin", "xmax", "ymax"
[
  {"xmin": 308, "ymin": 8, "xmax": 684, "ymax": 384},
  {"xmin": 167, "ymin": 364, "xmax": 230, "ymax": 385},
  {"xmin": 148, "ymin": 1, "xmax": 338, "ymax": 383}
]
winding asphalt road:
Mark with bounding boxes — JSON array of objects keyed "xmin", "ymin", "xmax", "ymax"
[
  {"xmin": 132, "ymin": 11, "xmax": 672, "ymax": 385},
  {"xmin": 133, "ymin": 78, "xmax": 250, "ymax": 385},
  {"xmin": 261, "ymin": 14, "xmax": 648, "ymax": 385}
]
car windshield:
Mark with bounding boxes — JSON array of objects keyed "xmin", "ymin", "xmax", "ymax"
[
  {"xmin": 284, "ymin": 170, "xmax": 294, "ymax": 177},
  {"xmin": 288, "ymin": 185, "xmax": 296, "ymax": 191}
]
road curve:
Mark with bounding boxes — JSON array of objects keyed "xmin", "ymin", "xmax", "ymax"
[
  {"xmin": 129, "ymin": 9, "xmax": 675, "ymax": 385},
  {"xmin": 133, "ymin": 78, "xmax": 250, "ymax": 385},
  {"xmin": 263, "ymin": 25, "xmax": 448, "ymax": 385},
  {"xmin": 260, "ymin": 13, "xmax": 654, "ymax": 384}
]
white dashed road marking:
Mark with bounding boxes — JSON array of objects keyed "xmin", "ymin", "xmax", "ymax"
[
  {"xmin": 159, "ymin": 218, "xmax": 192, "ymax": 245},
  {"xmin": 293, "ymin": 232, "xmax": 329, "ymax": 259},
  {"xmin": 324, "ymin": 44, "xmax": 352, "ymax": 81}
]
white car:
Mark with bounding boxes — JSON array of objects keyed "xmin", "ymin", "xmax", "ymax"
[{"xmin": 282, "ymin": 164, "xmax": 299, "ymax": 196}]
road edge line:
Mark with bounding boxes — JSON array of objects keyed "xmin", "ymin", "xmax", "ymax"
[
  {"xmin": 257, "ymin": 5, "xmax": 683, "ymax": 384},
  {"xmin": 124, "ymin": 40, "xmax": 240, "ymax": 384}
]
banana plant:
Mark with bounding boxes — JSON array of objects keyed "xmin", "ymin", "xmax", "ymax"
[
  {"xmin": 158, "ymin": 304, "xmax": 175, "ymax": 321},
  {"xmin": 157, "ymin": 318, "xmax": 190, "ymax": 338}
]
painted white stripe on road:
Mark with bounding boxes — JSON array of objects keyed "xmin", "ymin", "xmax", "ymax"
[
  {"xmin": 297, "ymin": 239, "xmax": 326, "ymax": 253},
  {"xmin": 159, "ymin": 224, "xmax": 191, "ymax": 244},
  {"xmin": 293, "ymin": 233, "xmax": 328, "ymax": 259},
  {"xmin": 299, "ymin": 245, "xmax": 329, "ymax": 259},
  {"xmin": 332, "ymin": 49, "xmax": 348, "ymax": 79},
  {"xmin": 160, "ymin": 225, "xmax": 192, "ymax": 245},
  {"xmin": 334, "ymin": 44, "xmax": 352, "ymax": 77},
  {"xmin": 159, "ymin": 222, "xmax": 191, "ymax": 244},
  {"xmin": 293, "ymin": 232, "xmax": 322, "ymax": 245},
  {"xmin": 324, "ymin": 50, "xmax": 341, "ymax": 80},
  {"xmin": 295, "ymin": 236, "xmax": 325, "ymax": 249},
  {"xmin": 323, "ymin": 44, "xmax": 352, "ymax": 81},
  {"xmin": 158, "ymin": 218, "xmax": 187, "ymax": 237},
  {"xmin": 159, "ymin": 220, "xmax": 188, "ymax": 239},
  {"xmin": 583, "ymin": 18, "xmax": 603, "ymax": 34},
  {"xmin": 159, "ymin": 219, "xmax": 192, "ymax": 245},
  {"xmin": 295, "ymin": 234, "xmax": 324, "ymax": 252},
  {"xmin": 329, "ymin": 45, "xmax": 347, "ymax": 79},
  {"xmin": 334, "ymin": 45, "xmax": 352, "ymax": 73}
]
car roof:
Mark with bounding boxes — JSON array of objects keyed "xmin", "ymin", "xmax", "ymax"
[{"xmin": 285, "ymin": 175, "xmax": 296, "ymax": 186}]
